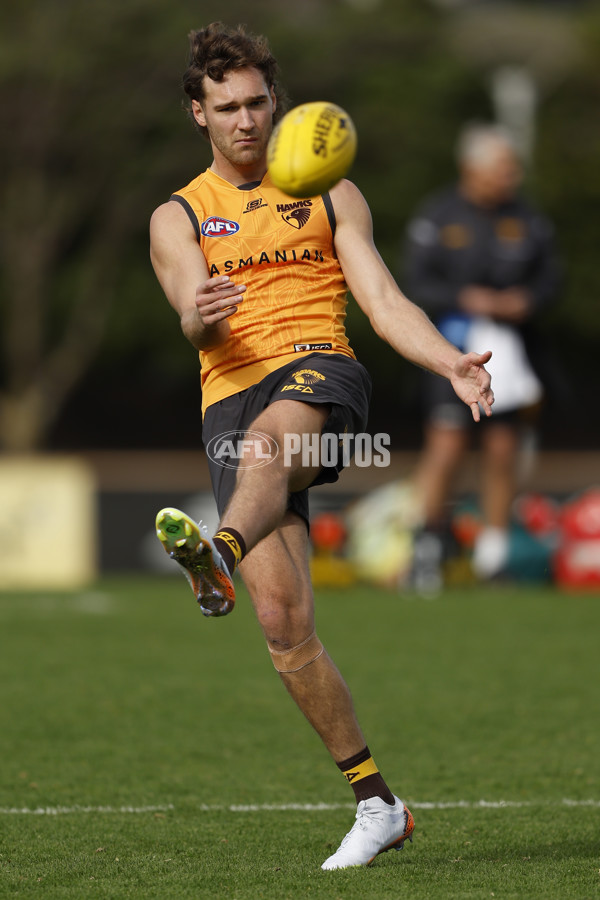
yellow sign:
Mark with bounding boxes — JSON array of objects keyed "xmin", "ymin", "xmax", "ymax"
[{"xmin": 0, "ymin": 456, "xmax": 97, "ymax": 589}]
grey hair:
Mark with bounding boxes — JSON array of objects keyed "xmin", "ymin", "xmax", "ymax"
[{"xmin": 456, "ymin": 122, "xmax": 520, "ymax": 168}]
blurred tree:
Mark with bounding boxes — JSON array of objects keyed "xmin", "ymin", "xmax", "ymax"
[
  {"xmin": 1, "ymin": 0, "xmax": 598, "ymax": 451},
  {"xmin": 0, "ymin": 0, "xmax": 198, "ymax": 451}
]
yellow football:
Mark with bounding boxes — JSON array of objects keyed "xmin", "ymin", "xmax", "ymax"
[{"xmin": 267, "ymin": 101, "xmax": 357, "ymax": 198}]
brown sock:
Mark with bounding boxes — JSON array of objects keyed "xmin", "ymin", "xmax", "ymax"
[
  {"xmin": 336, "ymin": 746, "xmax": 395, "ymax": 806},
  {"xmin": 213, "ymin": 528, "xmax": 247, "ymax": 575}
]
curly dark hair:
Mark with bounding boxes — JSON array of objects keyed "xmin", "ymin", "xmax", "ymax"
[{"xmin": 183, "ymin": 22, "xmax": 288, "ymax": 139}]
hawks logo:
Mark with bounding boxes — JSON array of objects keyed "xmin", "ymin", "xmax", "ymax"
[
  {"xmin": 277, "ymin": 200, "xmax": 312, "ymax": 230},
  {"xmin": 280, "ymin": 368, "xmax": 326, "ymax": 394},
  {"xmin": 282, "ymin": 207, "xmax": 311, "ymax": 230},
  {"xmin": 292, "ymin": 369, "xmax": 325, "ymax": 385}
]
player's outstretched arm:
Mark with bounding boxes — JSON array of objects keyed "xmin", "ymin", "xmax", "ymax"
[
  {"xmin": 150, "ymin": 201, "xmax": 244, "ymax": 351},
  {"xmin": 330, "ymin": 179, "xmax": 494, "ymax": 421}
]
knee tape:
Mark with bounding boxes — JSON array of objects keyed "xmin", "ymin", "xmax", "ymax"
[{"xmin": 269, "ymin": 631, "xmax": 324, "ymax": 674}]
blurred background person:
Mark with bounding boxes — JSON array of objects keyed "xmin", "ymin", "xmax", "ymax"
[{"xmin": 403, "ymin": 122, "xmax": 562, "ymax": 592}]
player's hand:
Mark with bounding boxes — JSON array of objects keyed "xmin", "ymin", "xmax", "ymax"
[
  {"xmin": 450, "ymin": 350, "xmax": 494, "ymax": 422},
  {"xmin": 195, "ymin": 275, "xmax": 246, "ymax": 326}
]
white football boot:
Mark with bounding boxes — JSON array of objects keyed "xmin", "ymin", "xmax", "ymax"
[{"xmin": 321, "ymin": 796, "xmax": 414, "ymax": 870}]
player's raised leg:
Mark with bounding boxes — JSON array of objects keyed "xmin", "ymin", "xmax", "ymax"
[
  {"xmin": 216, "ymin": 399, "xmax": 330, "ymax": 551},
  {"xmin": 155, "ymin": 399, "xmax": 326, "ymax": 615}
]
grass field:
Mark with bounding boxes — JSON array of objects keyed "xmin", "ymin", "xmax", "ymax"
[{"xmin": 1, "ymin": 576, "xmax": 599, "ymax": 899}]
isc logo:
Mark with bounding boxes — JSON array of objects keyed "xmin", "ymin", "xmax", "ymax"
[{"xmin": 201, "ymin": 216, "xmax": 240, "ymax": 237}]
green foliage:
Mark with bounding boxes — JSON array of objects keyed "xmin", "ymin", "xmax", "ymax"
[
  {"xmin": 534, "ymin": 7, "xmax": 600, "ymax": 339},
  {"xmin": 1, "ymin": 577, "xmax": 599, "ymax": 897}
]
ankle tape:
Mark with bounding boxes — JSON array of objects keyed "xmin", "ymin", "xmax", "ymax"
[{"xmin": 268, "ymin": 631, "xmax": 324, "ymax": 674}]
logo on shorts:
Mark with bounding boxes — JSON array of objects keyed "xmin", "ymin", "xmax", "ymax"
[
  {"xmin": 201, "ymin": 216, "xmax": 240, "ymax": 237},
  {"xmin": 281, "ymin": 368, "xmax": 326, "ymax": 394},
  {"xmin": 206, "ymin": 430, "xmax": 279, "ymax": 469}
]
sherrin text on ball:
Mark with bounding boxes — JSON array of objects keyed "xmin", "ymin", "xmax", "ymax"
[{"xmin": 267, "ymin": 101, "xmax": 357, "ymax": 198}]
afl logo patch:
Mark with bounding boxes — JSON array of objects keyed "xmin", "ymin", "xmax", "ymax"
[{"xmin": 201, "ymin": 216, "xmax": 240, "ymax": 237}]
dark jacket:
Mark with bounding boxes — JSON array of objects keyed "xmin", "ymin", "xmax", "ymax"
[
  {"xmin": 403, "ymin": 185, "xmax": 561, "ymax": 320},
  {"xmin": 403, "ymin": 185, "xmax": 563, "ymax": 392}
]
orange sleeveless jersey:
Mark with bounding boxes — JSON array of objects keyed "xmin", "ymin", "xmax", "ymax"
[{"xmin": 171, "ymin": 169, "xmax": 355, "ymax": 413}]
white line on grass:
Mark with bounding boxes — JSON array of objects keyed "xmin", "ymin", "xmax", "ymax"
[
  {"xmin": 205, "ymin": 799, "xmax": 600, "ymax": 812},
  {"xmin": 0, "ymin": 804, "xmax": 175, "ymax": 815},
  {"xmin": 2, "ymin": 799, "xmax": 599, "ymax": 816}
]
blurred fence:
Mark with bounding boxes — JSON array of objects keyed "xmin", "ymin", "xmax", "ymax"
[{"xmin": 1, "ymin": 444, "xmax": 598, "ymax": 590}]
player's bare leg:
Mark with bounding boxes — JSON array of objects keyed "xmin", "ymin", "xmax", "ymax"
[
  {"xmin": 240, "ymin": 513, "xmax": 413, "ymax": 868},
  {"xmin": 158, "ymin": 398, "xmax": 414, "ymax": 867},
  {"xmin": 240, "ymin": 513, "xmax": 366, "ymax": 760}
]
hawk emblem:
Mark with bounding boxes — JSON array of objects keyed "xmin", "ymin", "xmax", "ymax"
[
  {"xmin": 282, "ymin": 207, "xmax": 311, "ymax": 229},
  {"xmin": 291, "ymin": 368, "xmax": 325, "ymax": 385}
]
